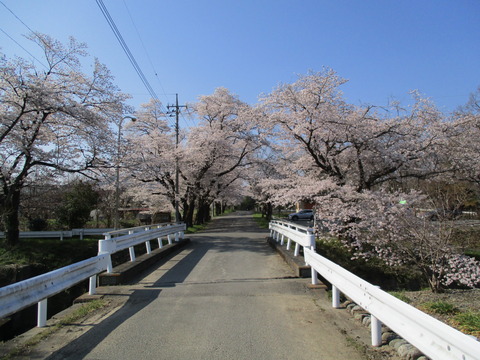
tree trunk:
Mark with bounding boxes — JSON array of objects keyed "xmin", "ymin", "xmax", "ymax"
[
  {"xmin": 421, "ymin": 266, "xmax": 443, "ymax": 293},
  {"xmin": 265, "ymin": 202, "xmax": 273, "ymax": 221},
  {"xmin": 215, "ymin": 202, "xmax": 222, "ymax": 216},
  {"xmin": 1, "ymin": 185, "xmax": 21, "ymax": 248},
  {"xmin": 195, "ymin": 200, "xmax": 211, "ymax": 225},
  {"xmin": 183, "ymin": 199, "xmax": 195, "ymax": 228}
]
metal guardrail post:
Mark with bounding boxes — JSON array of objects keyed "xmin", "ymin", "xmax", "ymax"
[
  {"xmin": 128, "ymin": 230, "xmax": 136, "ymax": 261},
  {"xmin": 89, "ymin": 275, "xmax": 97, "ymax": 295},
  {"xmin": 99, "ymin": 234, "xmax": 114, "ymax": 273},
  {"xmin": 294, "ymin": 243, "xmax": 300, "ymax": 256},
  {"xmin": 146, "ymin": 240, "xmax": 152, "ymax": 254},
  {"xmin": 371, "ymin": 315, "xmax": 383, "ymax": 346},
  {"xmin": 157, "ymin": 225, "xmax": 163, "ymax": 248},
  {"xmin": 332, "ymin": 285, "xmax": 340, "ymax": 308},
  {"xmin": 286, "ymin": 238, "xmax": 291, "ymax": 250},
  {"xmin": 37, "ymin": 299, "xmax": 47, "ymax": 327},
  {"xmin": 311, "ymin": 268, "xmax": 319, "ymax": 285},
  {"xmin": 144, "ymin": 227, "xmax": 152, "ymax": 254}
]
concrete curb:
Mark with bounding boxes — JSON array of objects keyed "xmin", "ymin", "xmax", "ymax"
[
  {"xmin": 266, "ymin": 236, "xmax": 311, "ymax": 278},
  {"xmin": 98, "ymin": 238, "xmax": 191, "ymax": 286}
]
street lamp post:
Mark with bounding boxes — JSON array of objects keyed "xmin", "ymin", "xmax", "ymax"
[{"xmin": 114, "ymin": 115, "xmax": 136, "ymax": 229}]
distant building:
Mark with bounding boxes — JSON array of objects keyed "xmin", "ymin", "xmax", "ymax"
[{"xmin": 296, "ymin": 200, "xmax": 314, "ymax": 212}]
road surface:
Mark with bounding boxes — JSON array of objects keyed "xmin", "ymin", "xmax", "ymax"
[{"xmin": 44, "ymin": 212, "xmax": 369, "ymax": 359}]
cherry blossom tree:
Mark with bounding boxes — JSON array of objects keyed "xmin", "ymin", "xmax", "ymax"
[
  {"xmin": 182, "ymin": 88, "xmax": 261, "ymax": 225},
  {"xmin": 126, "ymin": 88, "xmax": 262, "ymax": 227},
  {"xmin": 259, "ymin": 69, "xmax": 448, "ymax": 195},
  {"xmin": 449, "ymin": 86, "xmax": 480, "ymax": 186},
  {"xmin": 0, "ymin": 33, "xmax": 129, "ymax": 246},
  {"xmin": 256, "ymin": 69, "xmax": 479, "ymax": 292},
  {"xmin": 124, "ymin": 98, "xmax": 177, "ymax": 217}
]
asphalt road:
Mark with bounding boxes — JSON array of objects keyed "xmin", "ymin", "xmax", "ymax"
[{"xmin": 44, "ymin": 212, "xmax": 369, "ymax": 360}]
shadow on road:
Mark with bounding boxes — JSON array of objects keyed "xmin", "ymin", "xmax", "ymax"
[
  {"xmin": 46, "ymin": 240, "xmax": 211, "ymax": 359},
  {"xmin": 46, "ymin": 212, "xmax": 275, "ymax": 359}
]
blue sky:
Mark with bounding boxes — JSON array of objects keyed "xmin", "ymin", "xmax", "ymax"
[{"xmin": 1, "ymin": 0, "xmax": 479, "ymax": 121}]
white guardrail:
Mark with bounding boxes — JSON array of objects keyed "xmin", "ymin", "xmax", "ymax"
[
  {"xmin": 0, "ymin": 228, "xmax": 115, "ymax": 240},
  {"xmin": 304, "ymin": 248, "xmax": 480, "ymax": 360},
  {"xmin": 268, "ymin": 219, "xmax": 315, "ymax": 256},
  {"xmin": 0, "ymin": 254, "xmax": 110, "ymax": 327},
  {"xmin": 269, "ymin": 219, "xmax": 480, "ymax": 359},
  {"xmin": 0, "ymin": 223, "xmax": 186, "ymax": 328},
  {"xmin": 99, "ymin": 223, "xmax": 186, "ymax": 271}
]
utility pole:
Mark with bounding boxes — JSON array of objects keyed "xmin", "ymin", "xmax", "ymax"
[{"xmin": 167, "ymin": 94, "xmax": 186, "ymax": 223}]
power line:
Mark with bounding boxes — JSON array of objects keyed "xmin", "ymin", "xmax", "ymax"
[
  {"xmin": 0, "ymin": 1, "xmax": 82, "ymax": 74},
  {"xmin": 0, "ymin": 1, "xmax": 35, "ymax": 34},
  {"xmin": 95, "ymin": 0, "xmax": 164, "ymax": 110},
  {"xmin": 119, "ymin": 1, "xmax": 198, "ymax": 129},
  {"xmin": 0, "ymin": 1, "xmax": 48, "ymax": 68},
  {"xmin": 0, "ymin": 27, "xmax": 47, "ymax": 68},
  {"xmin": 121, "ymin": 0, "xmax": 172, "ymax": 105},
  {"xmin": 95, "ymin": 1, "xmax": 198, "ymax": 129}
]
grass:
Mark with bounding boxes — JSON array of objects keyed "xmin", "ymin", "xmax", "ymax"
[
  {"xmin": 186, "ymin": 224, "xmax": 208, "ymax": 234},
  {"xmin": 452, "ymin": 311, "xmax": 480, "ymax": 337},
  {"xmin": 1, "ymin": 299, "xmax": 107, "ymax": 360},
  {"xmin": 465, "ymin": 249, "xmax": 480, "ymax": 261},
  {"xmin": 389, "ymin": 291, "xmax": 412, "ymax": 304},
  {"xmin": 58, "ymin": 299, "xmax": 107, "ymax": 325},
  {"xmin": 420, "ymin": 301, "xmax": 459, "ymax": 315},
  {"xmin": 252, "ymin": 213, "xmax": 270, "ymax": 229},
  {"xmin": 0, "ymin": 238, "xmax": 98, "ymax": 268}
]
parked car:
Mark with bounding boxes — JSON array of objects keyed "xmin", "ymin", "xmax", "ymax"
[{"xmin": 288, "ymin": 209, "xmax": 314, "ymax": 221}]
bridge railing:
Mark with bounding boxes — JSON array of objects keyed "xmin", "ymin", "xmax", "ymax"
[
  {"xmin": 275, "ymin": 224, "xmax": 480, "ymax": 360},
  {"xmin": 0, "ymin": 254, "xmax": 110, "ymax": 328},
  {"xmin": 0, "ymin": 223, "xmax": 186, "ymax": 328},
  {"xmin": 99, "ymin": 223, "xmax": 186, "ymax": 271},
  {"xmin": 102, "ymin": 223, "xmax": 174, "ymax": 237},
  {"xmin": 0, "ymin": 228, "xmax": 114, "ymax": 240},
  {"xmin": 268, "ymin": 219, "xmax": 315, "ymax": 257}
]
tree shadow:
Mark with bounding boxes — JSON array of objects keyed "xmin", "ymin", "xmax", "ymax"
[
  {"xmin": 45, "ymin": 242, "xmax": 210, "ymax": 360},
  {"xmin": 45, "ymin": 213, "xmax": 278, "ymax": 359}
]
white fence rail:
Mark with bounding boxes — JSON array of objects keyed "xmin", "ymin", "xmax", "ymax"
[
  {"xmin": 268, "ymin": 219, "xmax": 315, "ymax": 256},
  {"xmin": 0, "ymin": 223, "xmax": 186, "ymax": 328},
  {"xmin": 0, "ymin": 228, "xmax": 114, "ymax": 240},
  {"xmin": 103, "ymin": 223, "xmax": 172, "ymax": 237},
  {"xmin": 99, "ymin": 223, "xmax": 186, "ymax": 271},
  {"xmin": 0, "ymin": 254, "xmax": 110, "ymax": 327},
  {"xmin": 304, "ymin": 247, "xmax": 480, "ymax": 360}
]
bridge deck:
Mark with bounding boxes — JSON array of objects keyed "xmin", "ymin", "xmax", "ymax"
[{"xmin": 18, "ymin": 213, "xmax": 372, "ymax": 359}]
